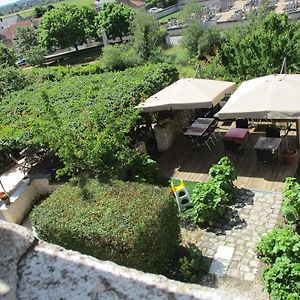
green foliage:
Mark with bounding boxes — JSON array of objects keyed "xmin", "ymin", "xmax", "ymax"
[
  {"xmin": 186, "ymin": 157, "xmax": 236, "ymax": 225},
  {"xmin": 145, "ymin": 0, "xmax": 178, "ymax": 9},
  {"xmin": 218, "ymin": 13, "xmax": 300, "ymax": 81},
  {"xmin": 0, "ymin": 66, "xmax": 29, "ymax": 98},
  {"xmin": 282, "ymin": 177, "xmax": 300, "ymax": 225},
  {"xmin": 126, "ymin": 153, "xmax": 160, "ymax": 184},
  {"xmin": 179, "ymin": 244, "xmax": 209, "ymax": 282},
  {"xmin": 30, "ymin": 179, "xmax": 180, "ymax": 274},
  {"xmin": 0, "ymin": 43, "xmax": 16, "ymax": 67},
  {"xmin": 182, "ymin": 21, "xmax": 203, "ymax": 58},
  {"xmin": 14, "ymin": 26, "xmax": 39, "ymax": 57},
  {"xmin": 0, "ymin": 63, "xmax": 178, "ymax": 179},
  {"xmin": 99, "ymin": 44, "xmax": 139, "ymax": 71},
  {"xmin": 197, "ymin": 27, "xmax": 224, "ymax": 59},
  {"xmin": 95, "ymin": 3, "xmax": 135, "ymax": 42},
  {"xmin": 34, "ymin": 5, "xmax": 54, "ymax": 18},
  {"xmin": 256, "ymin": 225, "xmax": 300, "ymax": 265},
  {"xmin": 188, "ymin": 181, "xmax": 227, "ymax": 225},
  {"xmin": 23, "ymin": 46, "xmax": 47, "ymax": 66},
  {"xmin": 132, "ymin": 12, "xmax": 167, "ymax": 62},
  {"xmin": 39, "ymin": 4, "xmax": 97, "ymax": 50},
  {"xmin": 209, "ymin": 156, "xmax": 237, "ymax": 202},
  {"xmin": 28, "ymin": 62, "xmax": 105, "ymax": 82},
  {"xmin": 263, "ymin": 257, "xmax": 300, "ymax": 300}
]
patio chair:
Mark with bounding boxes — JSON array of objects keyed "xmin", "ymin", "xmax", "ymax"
[
  {"xmin": 197, "ymin": 132, "xmax": 215, "ymax": 151},
  {"xmin": 266, "ymin": 125, "xmax": 280, "ymax": 138},
  {"xmin": 256, "ymin": 149, "xmax": 278, "ymax": 172},
  {"xmin": 236, "ymin": 118, "xmax": 249, "ymax": 129}
]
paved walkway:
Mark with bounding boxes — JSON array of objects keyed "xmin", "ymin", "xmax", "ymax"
[{"xmin": 181, "ymin": 188, "xmax": 282, "ymax": 282}]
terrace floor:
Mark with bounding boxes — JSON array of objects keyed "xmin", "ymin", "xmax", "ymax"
[{"xmin": 158, "ymin": 121, "xmax": 299, "ymax": 192}]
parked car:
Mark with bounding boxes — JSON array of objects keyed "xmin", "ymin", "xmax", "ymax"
[
  {"xmin": 16, "ymin": 58, "xmax": 26, "ymax": 67},
  {"xmin": 148, "ymin": 7, "xmax": 163, "ymax": 13}
]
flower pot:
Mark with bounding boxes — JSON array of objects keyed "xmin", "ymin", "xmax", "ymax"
[
  {"xmin": 281, "ymin": 150, "xmax": 298, "ymax": 164},
  {"xmin": 0, "ymin": 192, "xmax": 10, "ymax": 206}
]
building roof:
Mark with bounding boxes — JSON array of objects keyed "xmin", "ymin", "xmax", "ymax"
[
  {"xmin": 0, "ymin": 14, "xmax": 25, "ymax": 29},
  {"xmin": 0, "ymin": 18, "xmax": 40, "ymax": 45}
]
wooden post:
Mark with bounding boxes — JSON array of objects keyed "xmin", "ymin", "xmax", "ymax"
[{"xmin": 296, "ymin": 119, "xmax": 300, "ymax": 148}]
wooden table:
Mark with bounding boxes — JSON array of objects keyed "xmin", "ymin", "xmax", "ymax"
[
  {"xmin": 223, "ymin": 128, "xmax": 249, "ymax": 143},
  {"xmin": 184, "ymin": 118, "xmax": 215, "ymax": 137},
  {"xmin": 254, "ymin": 137, "xmax": 282, "ymax": 152}
]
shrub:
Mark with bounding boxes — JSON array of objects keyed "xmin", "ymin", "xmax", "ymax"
[
  {"xmin": 256, "ymin": 225, "xmax": 300, "ymax": 265},
  {"xmin": 99, "ymin": 44, "xmax": 139, "ymax": 71},
  {"xmin": 209, "ymin": 156, "xmax": 237, "ymax": 202},
  {"xmin": 188, "ymin": 181, "xmax": 227, "ymax": 225},
  {"xmin": 126, "ymin": 153, "xmax": 160, "ymax": 184},
  {"xmin": 186, "ymin": 157, "xmax": 236, "ymax": 225},
  {"xmin": 282, "ymin": 177, "xmax": 300, "ymax": 225},
  {"xmin": 178, "ymin": 244, "xmax": 210, "ymax": 282},
  {"xmin": 30, "ymin": 179, "xmax": 180, "ymax": 274},
  {"xmin": 263, "ymin": 257, "xmax": 300, "ymax": 300}
]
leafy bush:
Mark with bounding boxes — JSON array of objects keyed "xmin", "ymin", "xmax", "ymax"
[
  {"xmin": 188, "ymin": 181, "xmax": 227, "ymax": 225},
  {"xmin": 99, "ymin": 44, "xmax": 139, "ymax": 71},
  {"xmin": 30, "ymin": 179, "xmax": 180, "ymax": 274},
  {"xmin": 209, "ymin": 156, "xmax": 237, "ymax": 202},
  {"xmin": 282, "ymin": 177, "xmax": 300, "ymax": 225},
  {"xmin": 186, "ymin": 157, "xmax": 235, "ymax": 225},
  {"xmin": 0, "ymin": 63, "xmax": 178, "ymax": 179},
  {"xmin": 0, "ymin": 43, "xmax": 16, "ymax": 67},
  {"xmin": 263, "ymin": 257, "xmax": 300, "ymax": 300},
  {"xmin": 178, "ymin": 244, "xmax": 210, "ymax": 282},
  {"xmin": 0, "ymin": 66, "xmax": 29, "ymax": 99},
  {"xmin": 126, "ymin": 153, "xmax": 160, "ymax": 184},
  {"xmin": 256, "ymin": 225, "xmax": 300, "ymax": 265}
]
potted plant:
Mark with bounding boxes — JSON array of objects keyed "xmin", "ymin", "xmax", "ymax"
[
  {"xmin": 281, "ymin": 124, "xmax": 298, "ymax": 164},
  {"xmin": 0, "ymin": 192, "xmax": 10, "ymax": 206}
]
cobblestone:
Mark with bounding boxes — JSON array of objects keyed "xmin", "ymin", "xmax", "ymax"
[{"xmin": 181, "ymin": 189, "xmax": 282, "ymax": 282}]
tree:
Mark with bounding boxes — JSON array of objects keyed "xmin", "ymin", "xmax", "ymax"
[
  {"xmin": 23, "ymin": 46, "xmax": 47, "ymax": 66},
  {"xmin": 132, "ymin": 12, "xmax": 166, "ymax": 61},
  {"xmin": 145, "ymin": 0, "xmax": 178, "ymax": 9},
  {"xmin": 14, "ymin": 26, "xmax": 39, "ymax": 57},
  {"xmin": 219, "ymin": 13, "xmax": 300, "ymax": 80},
  {"xmin": 0, "ymin": 43, "xmax": 16, "ymax": 66},
  {"xmin": 39, "ymin": 4, "xmax": 97, "ymax": 51},
  {"xmin": 95, "ymin": 3, "xmax": 135, "ymax": 42},
  {"xmin": 34, "ymin": 5, "xmax": 54, "ymax": 18},
  {"xmin": 197, "ymin": 27, "xmax": 223, "ymax": 59},
  {"xmin": 181, "ymin": 0, "xmax": 204, "ymax": 58}
]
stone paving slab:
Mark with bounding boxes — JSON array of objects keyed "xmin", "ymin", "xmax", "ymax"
[{"xmin": 181, "ymin": 189, "xmax": 283, "ymax": 282}]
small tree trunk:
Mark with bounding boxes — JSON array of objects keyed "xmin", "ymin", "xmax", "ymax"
[
  {"xmin": 74, "ymin": 44, "xmax": 79, "ymax": 51},
  {"xmin": 119, "ymin": 36, "xmax": 123, "ymax": 43}
]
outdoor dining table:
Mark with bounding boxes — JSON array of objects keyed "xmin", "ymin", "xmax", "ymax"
[
  {"xmin": 223, "ymin": 128, "xmax": 249, "ymax": 145},
  {"xmin": 254, "ymin": 137, "xmax": 282, "ymax": 152},
  {"xmin": 184, "ymin": 118, "xmax": 215, "ymax": 136}
]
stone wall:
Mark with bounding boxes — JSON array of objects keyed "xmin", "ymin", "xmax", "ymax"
[
  {"xmin": 154, "ymin": 110, "xmax": 195, "ymax": 152},
  {"xmin": 0, "ymin": 221, "xmax": 250, "ymax": 300}
]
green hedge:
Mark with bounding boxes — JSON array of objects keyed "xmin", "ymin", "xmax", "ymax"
[{"xmin": 30, "ymin": 179, "xmax": 180, "ymax": 274}]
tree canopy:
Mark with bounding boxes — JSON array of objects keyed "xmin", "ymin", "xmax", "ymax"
[
  {"xmin": 0, "ymin": 64, "xmax": 178, "ymax": 179},
  {"xmin": 95, "ymin": 3, "xmax": 135, "ymax": 42},
  {"xmin": 0, "ymin": 43, "xmax": 16, "ymax": 67},
  {"xmin": 14, "ymin": 26, "xmax": 39, "ymax": 57},
  {"xmin": 205, "ymin": 13, "xmax": 300, "ymax": 81},
  {"xmin": 132, "ymin": 12, "xmax": 166, "ymax": 61},
  {"xmin": 39, "ymin": 4, "xmax": 97, "ymax": 51}
]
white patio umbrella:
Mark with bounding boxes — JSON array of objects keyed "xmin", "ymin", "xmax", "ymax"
[
  {"xmin": 217, "ymin": 74, "xmax": 300, "ymax": 120},
  {"xmin": 137, "ymin": 78, "xmax": 236, "ymax": 113}
]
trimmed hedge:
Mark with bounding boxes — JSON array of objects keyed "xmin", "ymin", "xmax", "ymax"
[{"xmin": 30, "ymin": 179, "xmax": 180, "ymax": 274}]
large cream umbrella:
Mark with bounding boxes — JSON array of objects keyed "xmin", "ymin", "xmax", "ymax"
[
  {"xmin": 137, "ymin": 78, "xmax": 236, "ymax": 113},
  {"xmin": 217, "ymin": 74, "xmax": 300, "ymax": 120}
]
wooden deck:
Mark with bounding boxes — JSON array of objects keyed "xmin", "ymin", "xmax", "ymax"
[{"xmin": 158, "ymin": 122, "xmax": 299, "ymax": 193}]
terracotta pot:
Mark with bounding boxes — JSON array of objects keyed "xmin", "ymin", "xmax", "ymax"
[{"xmin": 281, "ymin": 150, "xmax": 298, "ymax": 164}]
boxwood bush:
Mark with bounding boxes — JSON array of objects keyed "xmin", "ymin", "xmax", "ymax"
[{"xmin": 30, "ymin": 179, "xmax": 180, "ymax": 274}]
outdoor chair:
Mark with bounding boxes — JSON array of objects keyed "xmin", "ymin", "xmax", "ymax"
[
  {"xmin": 236, "ymin": 118, "xmax": 249, "ymax": 129},
  {"xmin": 256, "ymin": 149, "xmax": 278, "ymax": 172},
  {"xmin": 266, "ymin": 125, "xmax": 280, "ymax": 138},
  {"xmin": 197, "ymin": 132, "xmax": 215, "ymax": 151}
]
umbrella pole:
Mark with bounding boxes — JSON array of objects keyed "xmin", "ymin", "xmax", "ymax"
[{"xmin": 296, "ymin": 119, "xmax": 300, "ymax": 148}]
